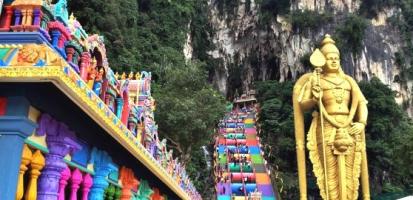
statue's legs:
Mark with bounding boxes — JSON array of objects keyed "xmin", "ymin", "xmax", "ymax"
[
  {"xmin": 317, "ymin": 122, "xmax": 340, "ymax": 200},
  {"xmin": 345, "ymin": 145, "xmax": 357, "ymax": 200},
  {"xmin": 325, "ymin": 143, "xmax": 339, "ymax": 199},
  {"xmin": 316, "ymin": 122, "xmax": 361, "ymax": 200}
]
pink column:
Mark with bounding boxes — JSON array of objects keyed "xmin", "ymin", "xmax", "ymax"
[
  {"xmin": 58, "ymin": 167, "xmax": 71, "ymax": 200},
  {"xmin": 66, "ymin": 47, "xmax": 75, "ymax": 62},
  {"xmin": 0, "ymin": 6, "xmax": 14, "ymax": 31},
  {"xmin": 58, "ymin": 34, "xmax": 66, "ymax": 48},
  {"xmin": 79, "ymin": 52, "xmax": 90, "ymax": 81},
  {"xmin": 81, "ymin": 173, "xmax": 93, "ymax": 200},
  {"xmin": 70, "ymin": 168, "xmax": 83, "ymax": 200}
]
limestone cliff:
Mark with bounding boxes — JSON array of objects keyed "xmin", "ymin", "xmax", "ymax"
[{"xmin": 185, "ymin": 0, "xmax": 413, "ymax": 116}]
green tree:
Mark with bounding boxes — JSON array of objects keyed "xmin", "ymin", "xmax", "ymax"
[
  {"xmin": 334, "ymin": 14, "xmax": 368, "ymax": 56},
  {"xmin": 288, "ymin": 10, "xmax": 333, "ymax": 33},
  {"xmin": 359, "ymin": 77, "xmax": 413, "ymax": 196},
  {"xmin": 153, "ymin": 61, "xmax": 226, "ymax": 165},
  {"xmin": 185, "ymin": 145, "xmax": 215, "ymax": 198},
  {"xmin": 359, "ymin": 0, "xmax": 398, "ymax": 18},
  {"xmin": 255, "ymin": 80, "xmax": 307, "ymax": 199},
  {"xmin": 68, "ymin": 0, "xmax": 197, "ymax": 71}
]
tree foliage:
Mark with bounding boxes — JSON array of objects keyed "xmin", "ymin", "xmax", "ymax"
[
  {"xmin": 334, "ymin": 14, "xmax": 368, "ymax": 56},
  {"xmin": 359, "ymin": 77, "xmax": 413, "ymax": 197},
  {"xmin": 153, "ymin": 62, "xmax": 226, "ymax": 164},
  {"xmin": 256, "ymin": 80, "xmax": 302, "ymax": 199},
  {"xmin": 256, "ymin": 0, "xmax": 291, "ymax": 25},
  {"xmin": 68, "ymin": 0, "xmax": 196, "ymax": 71},
  {"xmin": 359, "ymin": 0, "xmax": 398, "ymax": 18},
  {"xmin": 68, "ymin": 1, "xmax": 225, "ymax": 197},
  {"xmin": 152, "ymin": 62, "xmax": 225, "ymax": 198},
  {"xmin": 288, "ymin": 10, "xmax": 333, "ymax": 33},
  {"xmin": 185, "ymin": 145, "xmax": 215, "ymax": 198}
]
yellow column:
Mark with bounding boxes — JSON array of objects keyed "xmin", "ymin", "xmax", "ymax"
[
  {"xmin": 26, "ymin": 9, "xmax": 33, "ymax": 26},
  {"xmin": 24, "ymin": 150, "xmax": 45, "ymax": 200},
  {"xmin": 21, "ymin": 9, "xmax": 27, "ymax": 26},
  {"xmin": 16, "ymin": 145, "xmax": 32, "ymax": 200}
]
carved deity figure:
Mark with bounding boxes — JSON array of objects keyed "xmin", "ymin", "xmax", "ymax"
[
  {"xmin": 13, "ymin": 44, "xmax": 62, "ymax": 66},
  {"xmin": 92, "ymin": 66, "xmax": 105, "ymax": 95},
  {"xmin": 293, "ymin": 35, "xmax": 370, "ymax": 200},
  {"xmin": 87, "ymin": 58, "xmax": 97, "ymax": 89}
]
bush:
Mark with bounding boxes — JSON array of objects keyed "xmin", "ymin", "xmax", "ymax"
[
  {"xmin": 334, "ymin": 14, "xmax": 368, "ymax": 56},
  {"xmin": 359, "ymin": 0, "xmax": 398, "ymax": 18},
  {"xmin": 260, "ymin": 0, "xmax": 290, "ymax": 15},
  {"xmin": 289, "ymin": 10, "xmax": 333, "ymax": 33},
  {"xmin": 257, "ymin": 0, "xmax": 291, "ymax": 25}
]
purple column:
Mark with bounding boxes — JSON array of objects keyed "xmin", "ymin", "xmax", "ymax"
[
  {"xmin": 37, "ymin": 114, "xmax": 81, "ymax": 200},
  {"xmin": 14, "ymin": 10, "xmax": 22, "ymax": 26},
  {"xmin": 33, "ymin": 8, "xmax": 41, "ymax": 26}
]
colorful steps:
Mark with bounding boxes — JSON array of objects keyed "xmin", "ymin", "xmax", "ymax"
[{"xmin": 215, "ymin": 108, "xmax": 277, "ymax": 199}]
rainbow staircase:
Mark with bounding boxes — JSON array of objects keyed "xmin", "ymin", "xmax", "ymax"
[{"xmin": 215, "ymin": 107, "xmax": 276, "ymax": 200}]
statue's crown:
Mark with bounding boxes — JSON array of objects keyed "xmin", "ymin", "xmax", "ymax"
[{"xmin": 320, "ymin": 34, "xmax": 340, "ymax": 56}]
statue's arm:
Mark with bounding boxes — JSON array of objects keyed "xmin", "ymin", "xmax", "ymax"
[
  {"xmin": 356, "ymin": 101, "xmax": 368, "ymax": 125},
  {"xmin": 298, "ymin": 80, "xmax": 317, "ymax": 111},
  {"xmin": 352, "ymin": 82, "xmax": 371, "ymax": 199},
  {"xmin": 353, "ymin": 79, "xmax": 368, "ymax": 126},
  {"xmin": 359, "ymin": 100, "xmax": 371, "ymax": 200}
]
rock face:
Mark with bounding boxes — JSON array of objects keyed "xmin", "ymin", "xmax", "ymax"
[{"xmin": 197, "ymin": 0, "xmax": 412, "ymax": 116}]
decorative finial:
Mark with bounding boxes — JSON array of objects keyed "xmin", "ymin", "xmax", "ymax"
[
  {"xmin": 70, "ymin": 13, "xmax": 75, "ymax": 21},
  {"xmin": 128, "ymin": 72, "xmax": 134, "ymax": 79},
  {"xmin": 121, "ymin": 72, "xmax": 126, "ymax": 80},
  {"xmin": 115, "ymin": 72, "xmax": 119, "ymax": 80}
]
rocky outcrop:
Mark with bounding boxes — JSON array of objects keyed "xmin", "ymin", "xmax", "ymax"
[{"xmin": 199, "ymin": 0, "xmax": 412, "ymax": 116}]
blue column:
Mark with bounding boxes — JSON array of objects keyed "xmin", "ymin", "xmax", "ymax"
[
  {"xmin": 89, "ymin": 148, "xmax": 117, "ymax": 200},
  {"xmin": 115, "ymin": 98, "xmax": 123, "ymax": 119},
  {"xmin": 51, "ymin": 30, "xmax": 61, "ymax": 48},
  {"xmin": 0, "ymin": 96, "xmax": 37, "ymax": 200}
]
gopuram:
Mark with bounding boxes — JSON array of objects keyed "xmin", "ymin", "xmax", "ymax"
[
  {"xmin": 0, "ymin": 0, "xmax": 201, "ymax": 199},
  {"xmin": 293, "ymin": 35, "xmax": 370, "ymax": 200}
]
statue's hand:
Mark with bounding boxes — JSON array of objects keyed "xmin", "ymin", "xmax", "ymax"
[
  {"xmin": 312, "ymin": 84, "xmax": 323, "ymax": 100},
  {"xmin": 349, "ymin": 122, "xmax": 365, "ymax": 136}
]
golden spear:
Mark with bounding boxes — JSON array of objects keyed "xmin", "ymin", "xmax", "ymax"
[{"xmin": 310, "ymin": 48, "xmax": 329, "ymax": 200}]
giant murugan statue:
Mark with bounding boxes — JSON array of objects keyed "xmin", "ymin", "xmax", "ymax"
[{"xmin": 293, "ymin": 34, "xmax": 370, "ymax": 200}]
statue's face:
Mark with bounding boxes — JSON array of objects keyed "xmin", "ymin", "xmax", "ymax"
[{"xmin": 324, "ymin": 52, "xmax": 340, "ymax": 73}]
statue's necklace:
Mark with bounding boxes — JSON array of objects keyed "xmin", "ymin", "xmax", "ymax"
[
  {"xmin": 322, "ymin": 75, "xmax": 345, "ymax": 104},
  {"xmin": 333, "ymin": 86, "xmax": 345, "ymax": 104}
]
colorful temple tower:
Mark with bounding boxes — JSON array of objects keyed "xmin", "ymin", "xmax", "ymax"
[
  {"xmin": 215, "ymin": 93, "xmax": 277, "ymax": 200},
  {"xmin": 0, "ymin": 0, "xmax": 201, "ymax": 200}
]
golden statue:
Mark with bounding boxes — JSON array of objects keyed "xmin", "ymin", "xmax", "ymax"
[{"xmin": 293, "ymin": 34, "xmax": 370, "ymax": 200}]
